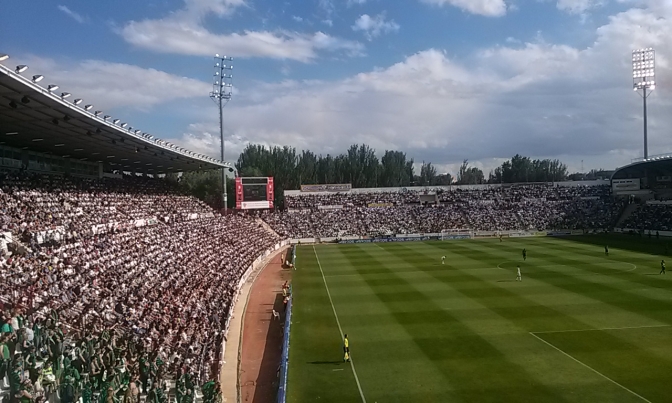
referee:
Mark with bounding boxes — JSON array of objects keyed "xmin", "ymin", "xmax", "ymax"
[{"xmin": 343, "ymin": 334, "xmax": 350, "ymax": 362}]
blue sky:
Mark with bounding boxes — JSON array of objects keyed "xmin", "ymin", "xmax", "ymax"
[{"xmin": 2, "ymin": 0, "xmax": 672, "ymax": 176}]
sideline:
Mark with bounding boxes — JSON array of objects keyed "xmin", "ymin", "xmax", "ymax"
[
  {"xmin": 218, "ymin": 245, "xmax": 289, "ymax": 403},
  {"xmin": 313, "ymin": 245, "xmax": 367, "ymax": 403},
  {"xmin": 529, "ymin": 332, "xmax": 652, "ymax": 403}
]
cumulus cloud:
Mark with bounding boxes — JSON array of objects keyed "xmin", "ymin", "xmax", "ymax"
[
  {"xmin": 17, "ymin": 56, "xmax": 210, "ymax": 110},
  {"xmin": 167, "ymin": 0, "xmax": 672, "ymax": 175},
  {"xmin": 352, "ymin": 13, "xmax": 400, "ymax": 40},
  {"xmin": 119, "ymin": 0, "xmax": 363, "ymax": 62},
  {"xmin": 57, "ymin": 5, "xmax": 87, "ymax": 23},
  {"xmin": 419, "ymin": 0, "xmax": 508, "ymax": 17}
]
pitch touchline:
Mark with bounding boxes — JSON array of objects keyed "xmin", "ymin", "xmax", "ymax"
[
  {"xmin": 313, "ymin": 245, "xmax": 367, "ymax": 403},
  {"xmin": 529, "ymin": 332, "xmax": 652, "ymax": 403},
  {"xmin": 531, "ymin": 324, "xmax": 671, "ymax": 334}
]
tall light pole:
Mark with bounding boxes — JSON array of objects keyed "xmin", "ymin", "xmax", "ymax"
[
  {"xmin": 632, "ymin": 48, "xmax": 655, "ymax": 160},
  {"xmin": 210, "ymin": 54, "xmax": 233, "ymax": 212}
]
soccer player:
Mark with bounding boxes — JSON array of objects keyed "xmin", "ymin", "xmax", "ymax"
[
  {"xmin": 661, "ymin": 260, "xmax": 666, "ymax": 275},
  {"xmin": 516, "ymin": 265, "xmax": 522, "ymax": 282},
  {"xmin": 604, "ymin": 245, "xmax": 609, "ymax": 256},
  {"xmin": 343, "ymin": 334, "xmax": 350, "ymax": 362},
  {"xmin": 499, "ymin": 234, "xmax": 503, "ymax": 242},
  {"xmin": 441, "ymin": 256, "xmax": 446, "ymax": 265},
  {"xmin": 522, "ymin": 248, "xmax": 527, "ymax": 261}
]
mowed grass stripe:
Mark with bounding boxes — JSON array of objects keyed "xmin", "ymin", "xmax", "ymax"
[
  {"xmin": 442, "ymin": 239, "xmax": 672, "ymax": 402},
  {"xmin": 429, "ymin": 240, "xmax": 663, "ymax": 329},
  {"xmin": 376, "ymin": 242, "xmax": 649, "ymax": 402},
  {"xmin": 337, "ymin": 243, "xmax": 571, "ymax": 403},
  {"xmin": 323, "ymin": 245, "xmax": 456, "ymax": 402},
  {"xmin": 287, "ymin": 246, "xmax": 364, "ymax": 403},
  {"xmin": 480, "ymin": 240, "xmax": 672, "ymax": 324},
  {"xmin": 289, "ymin": 238, "xmax": 672, "ymax": 403}
]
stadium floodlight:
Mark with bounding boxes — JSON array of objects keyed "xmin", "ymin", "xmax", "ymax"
[
  {"xmin": 73, "ymin": 99, "xmax": 82, "ymax": 105},
  {"xmin": 113, "ymin": 119, "xmax": 120, "ymax": 124},
  {"xmin": 32, "ymin": 75, "xmax": 43, "ymax": 83},
  {"xmin": 103, "ymin": 115, "xmax": 111, "ymax": 120},
  {"xmin": 61, "ymin": 92, "xmax": 71, "ymax": 99},
  {"xmin": 121, "ymin": 122, "xmax": 127, "ymax": 128},
  {"xmin": 633, "ymin": 48, "xmax": 655, "ymax": 159},
  {"xmin": 84, "ymin": 105, "xmax": 93, "ymax": 111},
  {"xmin": 15, "ymin": 65, "xmax": 28, "ymax": 74},
  {"xmin": 48, "ymin": 84, "xmax": 59, "ymax": 92},
  {"xmin": 134, "ymin": 130, "xmax": 141, "ymax": 134},
  {"xmin": 94, "ymin": 110, "xmax": 102, "ymax": 116},
  {"xmin": 210, "ymin": 53, "xmax": 235, "ymax": 212},
  {"xmin": 0, "ymin": 54, "xmax": 8, "ymax": 62}
]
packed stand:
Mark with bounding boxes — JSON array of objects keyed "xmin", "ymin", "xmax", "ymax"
[
  {"xmin": 266, "ymin": 184, "xmax": 621, "ymax": 237},
  {"xmin": 263, "ymin": 206, "xmax": 469, "ymax": 238},
  {"xmin": 622, "ymin": 204, "xmax": 672, "ymax": 231},
  {"xmin": 1, "ymin": 172, "xmax": 281, "ymax": 403},
  {"xmin": 0, "ymin": 172, "xmax": 213, "ymax": 246}
]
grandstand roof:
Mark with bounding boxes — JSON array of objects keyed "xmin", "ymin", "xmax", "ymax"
[
  {"xmin": 0, "ymin": 61, "xmax": 232, "ymax": 174},
  {"xmin": 611, "ymin": 153, "xmax": 672, "ymax": 180}
]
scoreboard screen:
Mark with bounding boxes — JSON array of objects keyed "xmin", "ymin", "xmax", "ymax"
[{"xmin": 235, "ymin": 177, "xmax": 274, "ymax": 209}]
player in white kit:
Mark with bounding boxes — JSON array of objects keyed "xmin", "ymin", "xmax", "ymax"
[
  {"xmin": 441, "ymin": 256, "xmax": 446, "ymax": 265},
  {"xmin": 516, "ymin": 265, "xmax": 522, "ymax": 281}
]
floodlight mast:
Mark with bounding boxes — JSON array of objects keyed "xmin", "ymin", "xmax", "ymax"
[
  {"xmin": 210, "ymin": 54, "xmax": 234, "ymax": 212},
  {"xmin": 632, "ymin": 48, "xmax": 655, "ymax": 159}
]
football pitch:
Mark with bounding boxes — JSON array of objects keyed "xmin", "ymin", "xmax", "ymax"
[{"xmin": 286, "ymin": 235, "xmax": 672, "ymax": 403}]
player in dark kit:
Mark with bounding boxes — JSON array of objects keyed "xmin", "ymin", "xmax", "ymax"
[
  {"xmin": 604, "ymin": 245, "xmax": 609, "ymax": 256},
  {"xmin": 522, "ymin": 248, "xmax": 527, "ymax": 261},
  {"xmin": 661, "ymin": 260, "xmax": 666, "ymax": 275}
]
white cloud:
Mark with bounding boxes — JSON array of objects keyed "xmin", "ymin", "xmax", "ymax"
[
  {"xmin": 322, "ymin": 19, "xmax": 334, "ymax": 26},
  {"xmin": 419, "ymin": 0, "xmax": 508, "ymax": 17},
  {"xmin": 57, "ymin": 5, "xmax": 86, "ymax": 23},
  {"xmin": 557, "ymin": 0, "xmax": 605, "ymax": 14},
  {"xmin": 17, "ymin": 56, "xmax": 210, "ymax": 111},
  {"xmin": 120, "ymin": 0, "xmax": 363, "ymax": 62},
  {"xmin": 352, "ymin": 13, "xmax": 400, "ymax": 40},
  {"xmin": 292, "ymin": 15, "xmax": 303, "ymax": 22},
  {"xmin": 168, "ymin": 1, "xmax": 672, "ymax": 175},
  {"xmin": 347, "ymin": 0, "xmax": 367, "ymax": 6}
]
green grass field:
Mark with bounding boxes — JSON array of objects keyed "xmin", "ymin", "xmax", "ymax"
[{"xmin": 286, "ymin": 235, "xmax": 672, "ymax": 403}]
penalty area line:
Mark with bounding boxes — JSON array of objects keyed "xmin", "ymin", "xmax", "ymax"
[
  {"xmin": 313, "ymin": 245, "xmax": 367, "ymax": 403},
  {"xmin": 529, "ymin": 332, "xmax": 652, "ymax": 403}
]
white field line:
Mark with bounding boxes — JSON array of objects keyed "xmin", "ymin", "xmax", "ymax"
[
  {"xmin": 313, "ymin": 245, "xmax": 367, "ymax": 403},
  {"xmin": 529, "ymin": 332, "xmax": 652, "ymax": 403},
  {"xmin": 531, "ymin": 324, "xmax": 671, "ymax": 334}
]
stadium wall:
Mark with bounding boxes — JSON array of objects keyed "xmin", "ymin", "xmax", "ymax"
[
  {"xmin": 277, "ymin": 296, "xmax": 293, "ymax": 403},
  {"xmin": 286, "ymin": 230, "xmax": 598, "ymax": 245},
  {"xmin": 614, "ymin": 228, "xmax": 672, "ymax": 237}
]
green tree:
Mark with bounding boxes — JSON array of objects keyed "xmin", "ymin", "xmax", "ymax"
[{"xmin": 457, "ymin": 160, "xmax": 485, "ymax": 185}]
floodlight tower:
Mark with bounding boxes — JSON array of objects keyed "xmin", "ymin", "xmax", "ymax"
[
  {"xmin": 210, "ymin": 54, "xmax": 234, "ymax": 212},
  {"xmin": 632, "ymin": 48, "xmax": 655, "ymax": 159}
]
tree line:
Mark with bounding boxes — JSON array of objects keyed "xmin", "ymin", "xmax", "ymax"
[{"xmin": 175, "ymin": 144, "xmax": 572, "ymax": 208}]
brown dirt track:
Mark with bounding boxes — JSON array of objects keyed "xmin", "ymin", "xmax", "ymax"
[{"xmin": 239, "ymin": 253, "xmax": 292, "ymax": 403}]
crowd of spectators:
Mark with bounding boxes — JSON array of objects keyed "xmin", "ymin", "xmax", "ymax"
[
  {"xmin": 1, "ymin": 172, "xmax": 280, "ymax": 403},
  {"xmin": 267, "ymin": 184, "xmax": 622, "ymax": 238},
  {"xmin": 622, "ymin": 204, "xmax": 672, "ymax": 231}
]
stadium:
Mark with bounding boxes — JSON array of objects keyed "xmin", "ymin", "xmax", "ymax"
[{"xmin": 2, "ymin": 24, "xmax": 672, "ymax": 403}]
